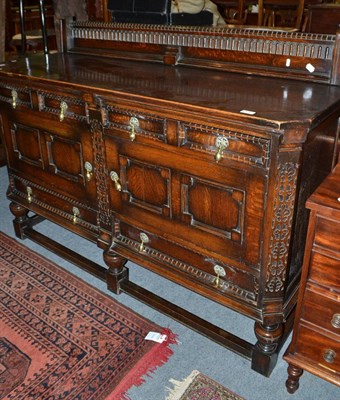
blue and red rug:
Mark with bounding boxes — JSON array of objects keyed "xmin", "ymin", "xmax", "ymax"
[
  {"xmin": 0, "ymin": 232, "xmax": 176, "ymax": 399},
  {"xmin": 166, "ymin": 370, "xmax": 245, "ymax": 400}
]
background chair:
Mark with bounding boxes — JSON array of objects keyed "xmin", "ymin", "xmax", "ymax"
[
  {"xmin": 9, "ymin": 0, "xmax": 56, "ymax": 55},
  {"xmin": 257, "ymin": 0, "xmax": 305, "ymax": 30}
]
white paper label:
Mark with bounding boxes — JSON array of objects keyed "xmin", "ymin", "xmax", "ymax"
[
  {"xmin": 240, "ymin": 110, "xmax": 256, "ymax": 115},
  {"xmin": 306, "ymin": 63, "xmax": 315, "ymax": 73},
  {"xmin": 145, "ymin": 332, "xmax": 168, "ymax": 343}
]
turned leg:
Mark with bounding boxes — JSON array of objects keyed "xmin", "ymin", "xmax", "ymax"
[
  {"xmin": 9, "ymin": 202, "xmax": 29, "ymax": 239},
  {"xmin": 103, "ymin": 246, "xmax": 128, "ymax": 294},
  {"xmin": 286, "ymin": 364, "xmax": 303, "ymax": 394},
  {"xmin": 251, "ymin": 321, "xmax": 283, "ymax": 377}
]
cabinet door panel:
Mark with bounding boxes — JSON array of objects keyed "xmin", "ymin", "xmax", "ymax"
[
  {"xmin": 3, "ymin": 110, "xmax": 97, "ymax": 205},
  {"xmin": 106, "ymin": 139, "xmax": 265, "ymax": 269},
  {"xmin": 11, "ymin": 122, "xmax": 43, "ymax": 168}
]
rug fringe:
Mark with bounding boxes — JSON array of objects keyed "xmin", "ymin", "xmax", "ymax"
[
  {"xmin": 107, "ymin": 328, "xmax": 178, "ymax": 400},
  {"xmin": 165, "ymin": 370, "xmax": 200, "ymax": 400}
]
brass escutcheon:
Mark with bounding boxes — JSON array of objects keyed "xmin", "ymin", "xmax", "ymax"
[
  {"xmin": 213, "ymin": 264, "xmax": 226, "ymax": 288},
  {"xmin": 59, "ymin": 101, "xmax": 68, "ymax": 122},
  {"xmin": 26, "ymin": 186, "xmax": 32, "ymax": 203},
  {"xmin": 139, "ymin": 232, "xmax": 149, "ymax": 252},
  {"xmin": 214, "ymin": 136, "xmax": 229, "ymax": 163},
  {"xmin": 72, "ymin": 206, "xmax": 80, "ymax": 224},
  {"xmin": 84, "ymin": 161, "xmax": 93, "ymax": 181},
  {"xmin": 11, "ymin": 89, "xmax": 18, "ymax": 109},
  {"xmin": 129, "ymin": 117, "xmax": 139, "ymax": 141},
  {"xmin": 109, "ymin": 171, "xmax": 122, "ymax": 191}
]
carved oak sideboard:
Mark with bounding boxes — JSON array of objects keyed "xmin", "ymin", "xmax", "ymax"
[{"xmin": 1, "ymin": 20, "xmax": 340, "ymax": 377}]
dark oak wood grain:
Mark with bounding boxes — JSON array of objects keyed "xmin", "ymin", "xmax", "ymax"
[{"xmin": 0, "ymin": 12, "xmax": 340, "ymax": 377}]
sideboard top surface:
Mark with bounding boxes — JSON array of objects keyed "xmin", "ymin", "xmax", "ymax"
[{"xmin": 1, "ymin": 52, "xmax": 340, "ymax": 134}]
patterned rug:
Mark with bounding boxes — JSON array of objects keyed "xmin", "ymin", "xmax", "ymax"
[
  {"xmin": 0, "ymin": 232, "xmax": 177, "ymax": 399},
  {"xmin": 166, "ymin": 370, "xmax": 245, "ymax": 400}
]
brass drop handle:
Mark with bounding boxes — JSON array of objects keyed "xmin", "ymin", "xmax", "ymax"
[
  {"xmin": 331, "ymin": 313, "xmax": 340, "ymax": 329},
  {"xmin": 214, "ymin": 136, "xmax": 229, "ymax": 163},
  {"xmin": 110, "ymin": 171, "xmax": 122, "ymax": 191},
  {"xmin": 72, "ymin": 206, "xmax": 80, "ymax": 224},
  {"xmin": 129, "ymin": 117, "xmax": 139, "ymax": 141},
  {"xmin": 26, "ymin": 186, "xmax": 32, "ymax": 203},
  {"xmin": 59, "ymin": 101, "xmax": 68, "ymax": 122},
  {"xmin": 84, "ymin": 161, "xmax": 93, "ymax": 181},
  {"xmin": 323, "ymin": 349, "xmax": 336, "ymax": 364},
  {"xmin": 11, "ymin": 89, "xmax": 18, "ymax": 109},
  {"xmin": 139, "ymin": 232, "xmax": 150, "ymax": 253},
  {"xmin": 214, "ymin": 264, "xmax": 226, "ymax": 288}
]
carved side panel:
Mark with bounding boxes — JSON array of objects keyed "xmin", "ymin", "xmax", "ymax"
[
  {"xmin": 91, "ymin": 119, "xmax": 111, "ymax": 228},
  {"xmin": 266, "ymin": 162, "xmax": 298, "ymax": 294}
]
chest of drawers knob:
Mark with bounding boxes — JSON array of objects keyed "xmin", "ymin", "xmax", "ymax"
[
  {"xmin": 323, "ymin": 349, "xmax": 336, "ymax": 364},
  {"xmin": 331, "ymin": 313, "xmax": 340, "ymax": 329}
]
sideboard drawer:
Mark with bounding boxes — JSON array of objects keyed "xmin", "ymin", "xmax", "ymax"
[
  {"xmin": 0, "ymin": 83, "xmax": 32, "ymax": 110},
  {"xmin": 113, "ymin": 220, "xmax": 259, "ymax": 305},
  {"xmin": 103, "ymin": 104, "xmax": 167, "ymax": 144},
  {"xmin": 302, "ymin": 288, "xmax": 340, "ymax": 335},
  {"xmin": 10, "ymin": 175, "xmax": 98, "ymax": 234},
  {"xmin": 295, "ymin": 325, "xmax": 340, "ymax": 373},
  {"xmin": 178, "ymin": 123, "xmax": 271, "ymax": 169},
  {"xmin": 37, "ymin": 90, "xmax": 87, "ymax": 122}
]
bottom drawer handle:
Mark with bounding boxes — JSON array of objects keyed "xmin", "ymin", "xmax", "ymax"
[
  {"xmin": 214, "ymin": 265, "xmax": 226, "ymax": 288},
  {"xmin": 27, "ymin": 186, "xmax": 33, "ymax": 203},
  {"xmin": 72, "ymin": 207, "xmax": 80, "ymax": 224},
  {"xmin": 323, "ymin": 349, "xmax": 336, "ymax": 364},
  {"xmin": 139, "ymin": 233, "xmax": 149, "ymax": 253}
]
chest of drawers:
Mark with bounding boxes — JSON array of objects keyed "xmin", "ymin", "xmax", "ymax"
[{"xmin": 284, "ymin": 164, "xmax": 340, "ymax": 392}]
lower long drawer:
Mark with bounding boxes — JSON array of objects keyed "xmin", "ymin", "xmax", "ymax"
[
  {"xmin": 8, "ymin": 174, "xmax": 99, "ymax": 240},
  {"xmin": 112, "ymin": 220, "xmax": 260, "ymax": 308}
]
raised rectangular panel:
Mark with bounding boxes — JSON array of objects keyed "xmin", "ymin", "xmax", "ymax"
[
  {"xmin": 10, "ymin": 122, "xmax": 43, "ymax": 168},
  {"xmin": 181, "ymin": 175, "xmax": 244, "ymax": 242},
  {"xmin": 120, "ymin": 156, "xmax": 171, "ymax": 217},
  {"xmin": 45, "ymin": 133, "xmax": 85, "ymax": 184}
]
